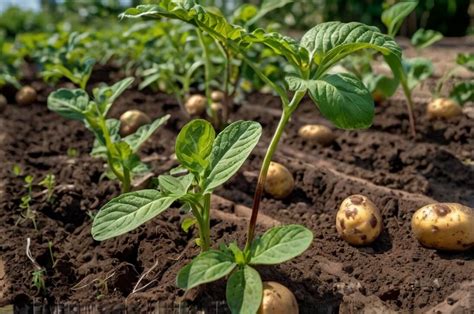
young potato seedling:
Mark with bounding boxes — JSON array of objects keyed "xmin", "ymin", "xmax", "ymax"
[
  {"xmin": 16, "ymin": 175, "xmax": 37, "ymax": 230},
  {"xmin": 47, "ymin": 77, "xmax": 170, "ymax": 192},
  {"xmin": 258, "ymin": 281, "xmax": 299, "ymax": 314},
  {"xmin": 411, "ymin": 203, "xmax": 474, "ymax": 251},
  {"xmin": 91, "ymin": 119, "xmax": 313, "ymax": 313},
  {"xmin": 428, "ymin": 53, "xmax": 474, "ymax": 119},
  {"xmin": 40, "ymin": 32, "xmax": 95, "ymax": 89},
  {"xmin": 264, "ymin": 162, "xmax": 295, "ymax": 200},
  {"xmin": 15, "ymin": 86, "xmax": 37, "ymax": 106},
  {"xmin": 92, "ymin": 119, "xmax": 262, "ymax": 250},
  {"xmin": 26, "ymin": 238, "xmax": 46, "ymax": 295},
  {"xmin": 336, "ymin": 195, "xmax": 383, "ymax": 246},
  {"xmin": 298, "ymin": 124, "xmax": 335, "ymax": 146},
  {"xmin": 39, "ymin": 173, "xmax": 56, "ymax": 203}
]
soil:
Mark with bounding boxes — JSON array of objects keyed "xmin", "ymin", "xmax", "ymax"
[{"xmin": 1, "ymin": 59, "xmax": 473, "ymax": 312}]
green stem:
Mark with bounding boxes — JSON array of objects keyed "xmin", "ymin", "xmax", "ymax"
[
  {"xmin": 95, "ymin": 117, "xmax": 130, "ymax": 191},
  {"xmin": 243, "ymin": 91, "xmax": 305, "ymax": 255},
  {"xmin": 197, "ymin": 30, "xmax": 215, "ymax": 121},
  {"xmin": 190, "ymin": 196, "xmax": 211, "ymax": 252}
]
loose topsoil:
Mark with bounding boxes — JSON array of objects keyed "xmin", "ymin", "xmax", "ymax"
[{"xmin": 1, "ymin": 60, "xmax": 473, "ymax": 312}]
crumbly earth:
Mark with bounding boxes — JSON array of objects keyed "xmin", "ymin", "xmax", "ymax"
[{"xmin": 0, "ymin": 56, "xmax": 473, "ymax": 313}]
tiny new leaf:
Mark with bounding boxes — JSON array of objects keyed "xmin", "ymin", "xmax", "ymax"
[{"xmin": 175, "ymin": 119, "xmax": 215, "ymax": 175}]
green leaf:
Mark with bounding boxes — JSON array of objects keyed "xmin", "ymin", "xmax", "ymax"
[
  {"xmin": 245, "ymin": 0, "xmax": 294, "ymax": 27},
  {"xmin": 381, "ymin": 1, "xmax": 418, "ymax": 37},
  {"xmin": 158, "ymin": 173, "xmax": 194, "ymax": 195},
  {"xmin": 450, "ymin": 81, "xmax": 474, "ymax": 106},
  {"xmin": 175, "ymin": 119, "xmax": 215, "ymax": 175},
  {"xmin": 226, "ymin": 266, "xmax": 263, "ymax": 314},
  {"xmin": 403, "ymin": 57, "xmax": 433, "ymax": 90},
  {"xmin": 297, "ymin": 73, "xmax": 374, "ymax": 129},
  {"xmin": 91, "ymin": 190, "xmax": 177, "ymax": 241},
  {"xmin": 93, "ymin": 77, "xmax": 134, "ymax": 115},
  {"xmin": 203, "ymin": 121, "xmax": 262, "ymax": 193},
  {"xmin": 176, "ymin": 250, "xmax": 236, "ymax": 290},
  {"xmin": 300, "ymin": 22, "xmax": 402, "ymax": 73},
  {"xmin": 123, "ymin": 114, "xmax": 170, "ymax": 152},
  {"xmin": 47, "ymin": 89, "xmax": 89, "ymax": 121},
  {"xmin": 181, "ymin": 216, "xmax": 197, "ymax": 232},
  {"xmin": 91, "ymin": 119, "xmax": 121, "ymax": 158},
  {"xmin": 456, "ymin": 53, "xmax": 474, "ymax": 72},
  {"xmin": 121, "ymin": 2, "xmax": 308, "ymax": 68},
  {"xmin": 250, "ymin": 225, "xmax": 313, "ymax": 265},
  {"xmin": 363, "ymin": 74, "xmax": 399, "ymax": 98},
  {"xmin": 411, "ymin": 29, "xmax": 443, "ymax": 50}
]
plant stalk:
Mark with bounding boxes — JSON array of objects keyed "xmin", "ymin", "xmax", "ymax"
[
  {"xmin": 243, "ymin": 111, "xmax": 290, "ymax": 253},
  {"xmin": 243, "ymin": 91, "xmax": 305, "ymax": 255}
]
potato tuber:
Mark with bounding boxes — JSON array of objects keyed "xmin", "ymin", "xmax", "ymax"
[
  {"xmin": 411, "ymin": 203, "xmax": 474, "ymax": 251},
  {"xmin": 15, "ymin": 86, "xmax": 37, "ymax": 106},
  {"xmin": 185, "ymin": 94, "xmax": 207, "ymax": 116},
  {"xmin": 426, "ymin": 98, "xmax": 462, "ymax": 119},
  {"xmin": 336, "ymin": 195, "xmax": 382, "ymax": 245},
  {"xmin": 264, "ymin": 162, "xmax": 294, "ymax": 199},
  {"xmin": 258, "ymin": 281, "xmax": 298, "ymax": 314},
  {"xmin": 298, "ymin": 124, "xmax": 335, "ymax": 145},
  {"xmin": 119, "ymin": 110, "xmax": 151, "ymax": 137}
]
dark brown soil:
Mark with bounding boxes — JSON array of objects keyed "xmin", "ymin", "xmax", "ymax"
[{"xmin": 0, "ymin": 70, "xmax": 473, "ymax": 313}]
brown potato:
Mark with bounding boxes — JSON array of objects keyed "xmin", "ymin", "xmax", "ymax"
[
  {"xmin": 264, "ymin": 162, "xmax": 294, "ymax": 199},
  {"xmin": 426, "ymin": 98, "xmax": 462, "ymax": 119},
  {"xmin": 15, "ymin": 86, "xmax": 37, "ymax": 106},
  {"xmin": 297, "ymin": 124, "xmax": 335, "ymax": 145},
  {"xmin": 0, "ymin": 94, "xmax": 6, "ymax": 112},
  {"xmin": 211, "ymin": 90, "xmax": 224, "ymax": 102},
  {"xmin": 119, "ymin": 110, "xmax": 151, "ymax": 137},
  {"xmin": 210, "ymin": 102, "xmax": 223, "ymax": 113},
  {"xmin": 411, "ymin": 203, "xmax": 474, "ymax": 251},
  {"xmin": 185, "ymin": 94, "xmax": 207, "ymax": 116},
  {"xmin": 258, "ymin": 281, "xmax": 298, "ymax": 314},
  {"xmin": 336, "ymin": 195, "xmax": 382, "ymax": 246}
]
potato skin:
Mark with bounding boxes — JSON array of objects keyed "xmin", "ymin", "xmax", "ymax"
[
  {"xmin": 210, "ymin": 102, "xmax": 223, "ymax": 113},
  {"xmin": 258, "ymin": 281, "xmax": 298, "ymax": 314},
  {"xmin": 336, "ymin": 195, "xmax": 382, "ymax": 246},
  {"xmin": 15, "ymin": 86, "xmax": 37, "ymax": 106},
  {"xmin": 211, "ymin": 90, "xmax": 224, "ymax": 102},
  {"xmin": 426, "ymin": 98, "xmax": 462, "ymax": 119},
  {"xmin": 297, "ymin": 124, "xmax": 335, "ymax": 145},
  {"xmin": 264, "ymin": 162, "xmax": 294, "ymax": 199},
  {"xmin": 119, "ymin": 110, "xmax": 151, "ymax": 137},
  {"xmin": 185, "ymin": 94, "xmax": 207, "ymax": 115},
  {"xmin": 411, "ymin": 203, "xmax": 474, "ymax": 251}
]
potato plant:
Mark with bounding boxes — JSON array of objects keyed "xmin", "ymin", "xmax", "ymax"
[
  {"xmin": 47, "ymin": 78, "xmax": 170, "ymax": 192},
  {"xmin": 39, "ymin": 32, "xmax": 96, "ymax": 89},
  {"xmin": 344, "ymin": 1, "xmax": 441, "ymax": 135},
  {"xmin": 91, "ymin": 119, "xmax": 313, "ymax": 313}
]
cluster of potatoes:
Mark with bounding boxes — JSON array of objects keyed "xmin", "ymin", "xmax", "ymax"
[
  {"xmin": 0, "ymin": 85, "xmax": 38, "ymax": 112},
  {"xmin": 184, "ymin": 91, "xmax": 225, "ymax": 116},
  {"xmin": 262, "ymin": 162, "xmax": 473, "ymax": 252},
  {"xmin": 336, "ymin": 195, "xmax": 474, "ymax": 251}
]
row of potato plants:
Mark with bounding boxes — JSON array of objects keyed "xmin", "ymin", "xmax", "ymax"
[
  {"xmin": 4, "ymin": 0, "xmax": 473, "ymax": 312},
  {"xmin": 41, "ymin": 1, "xmax": 419, "ymax": 313}
]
